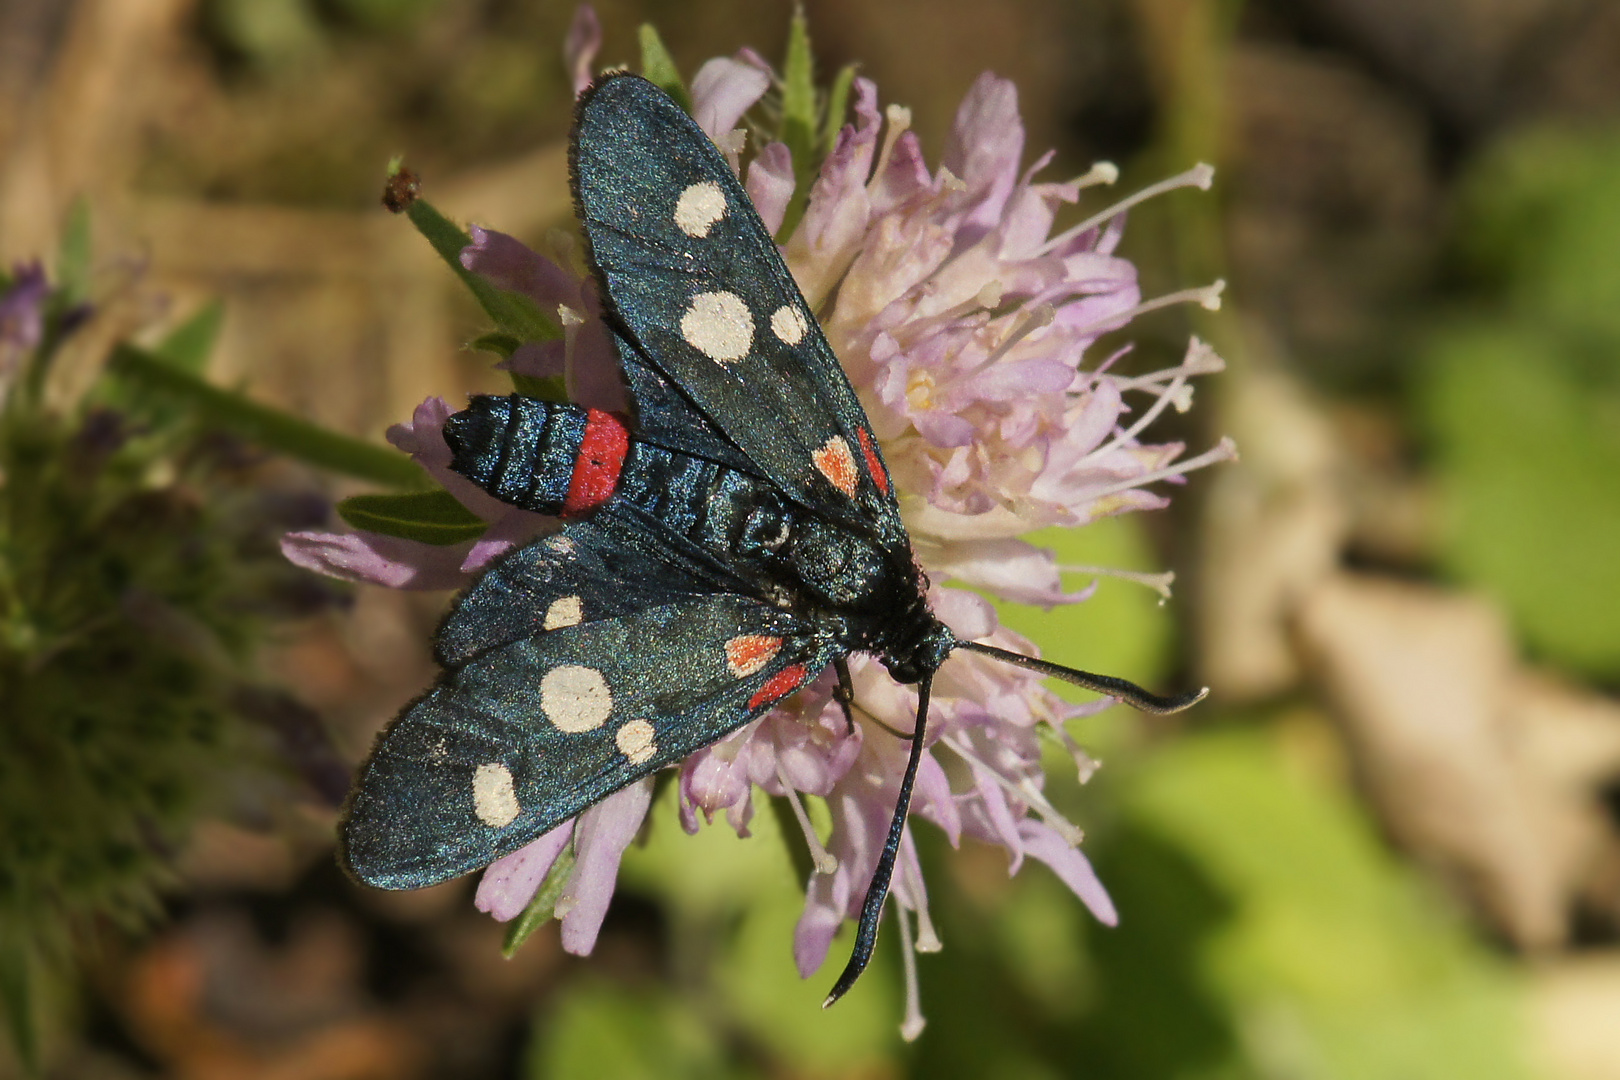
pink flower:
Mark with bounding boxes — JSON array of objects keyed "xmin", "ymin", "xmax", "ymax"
[{"xmin": 287, "ymin": 37, "xmax": 1228, "ymax": 1040}]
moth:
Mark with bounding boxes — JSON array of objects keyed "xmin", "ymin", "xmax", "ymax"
[{"xmin": 342, "ymin": 72, "xmax": 1204, "ymax": 1004}]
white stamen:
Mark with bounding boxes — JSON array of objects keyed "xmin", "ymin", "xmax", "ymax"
[
  {"xmin": 900, "ymin": 833, "xmax": 942, "ymax": 952},
  {"xmin": 1074, "ymin": 161, "xmax": 1119, "ymax": 187},
  {"xmin": 1061, "ymin": 563, "xmax": 1176, "ymax": 600},
  {"xmin": 1080, "ymin": 437, "xmax": 1240, "ymax": 504},
  {"xmin": 929, "ymin": 280, "xmax": 1006, "ymax": 325},
  {"xmin": 1085, "ymin": 340, "xmax": 1225, "ymax": 461},
  {"xmin": 897, "ymin": 903, "xmax": 927, "ymax": 1042},
  {"xmin": 777, "ymin": 764, "xmax": 837, "ymax": 875},
  {"xmin": 1040, "ymin": 162, "xmax": 1216, "ymax": 255},
  {"xmin": 1064, "ymin": 281, "xmax": 1225, "ymax": 340},
  {"xmin": 1045, "ymin": 722, "xmax": 1104, "ymax": 785},
  {"xmin": 944, "ymin": 735, "xmax": 1084, "ymax": 846},
  {"xmin": 956, "ymin": 303, "xmax": 1055, "ymax": 383},
  {"xmin": 868, "ymin": 104, "xmax": 913, "ymax": 193}
]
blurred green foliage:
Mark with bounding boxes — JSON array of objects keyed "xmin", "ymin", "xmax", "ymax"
[
  {"xmin": 1418, "ymin": 125, "xmax": 1620, "ymax": 677},
  {"xmin": 522, "ymin": 716, "xmax": 1533, "ymax": 1079}
]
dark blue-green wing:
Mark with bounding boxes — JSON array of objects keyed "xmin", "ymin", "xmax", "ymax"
[
  {"xmin": 342, "ymin": 513, "xmax": 835, "ymax": 889},
  {"xmin": 571, "ymin": 72, "xmax": 907, "ymax": 551}
]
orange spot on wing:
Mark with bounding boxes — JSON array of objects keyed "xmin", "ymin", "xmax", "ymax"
[
  {"xmin": 724, "ymin": 634, "xmax": 783, "ymax": 678},
  {"xmin": 812, "ymin": 436, "xmax": 859, "ymax": 497}
]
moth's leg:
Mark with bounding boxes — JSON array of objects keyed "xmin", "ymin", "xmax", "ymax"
[
  {"xmin": 833, "ymin": 657, "xmax": 858, "ymax": 735},
  {"xmin": 835, "ymin": 657, "xmax": 920, "ymax": 741}
]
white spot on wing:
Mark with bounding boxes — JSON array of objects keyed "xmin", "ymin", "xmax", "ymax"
[
  {"xmin": 615, "ymin": 719, "xmax": 657, "ymax": 765},
  {"xmin": 673, "ymin": 181, "xmax": 727, "ymax": 238},
  {"xmin": 681, "ymin": 291, "xmax": 753, "ymax": 363},
  {"xmin": 770, "ymin": 304, "xmax": 808, "ymax": 345},
  {"xmin": 543, "ymin": 595, "xmax": 583, "ymax": 630},
  {"xmin": 472, "ymin": 762, "xmax": 520, "ymax": 826},
  {"xmin": 541, "ymin": 664, "xmax": 612, "ymax": 733}
]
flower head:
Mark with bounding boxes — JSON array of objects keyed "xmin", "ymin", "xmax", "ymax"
[{"xmin": 285, "ymin": 28, "xmax": 1228, "ymax": 1040}]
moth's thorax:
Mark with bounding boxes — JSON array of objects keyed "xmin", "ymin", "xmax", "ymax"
[{"xmin": 787, "ymin": 517, "xmax": 954, "ymax": 684}]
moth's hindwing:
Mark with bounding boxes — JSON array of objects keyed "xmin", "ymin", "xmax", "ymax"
[
  {"xmin": 343, "ymin": 517, "xmax": 836, "ymax": 889},
  {"xmin": 572, "ymin": 72, "xmax": 907, "ymax": 550}
]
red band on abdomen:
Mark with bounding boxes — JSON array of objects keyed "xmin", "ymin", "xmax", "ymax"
[{"xmin": 561, "ymin": 409, "xmax": 630, "ymax": 517}]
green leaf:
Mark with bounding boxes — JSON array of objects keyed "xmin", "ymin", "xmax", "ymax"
[
  {"xmin": 1126, "ymin": 725, "xmax": 1530, "ymax": 1080},
  {"xmin": 108, "ymin": 343, "xmax": 430, "ymax": 489},
  {"xmin": 528, "ymin": 980, "xmax": 736, "ymax": 1080},
  {"xmin": 821, "ymin": 65, "xmax": 856, "ymax": 154},
  {"xmin": 1418, "ymin": 322, "xmax": 1620, "ymax": 675},
  {"xmin": 637, "ymin": 25, "xmax": 691, "ymax": 114},
  {"xmin": 780, "ymin": 9, "xmax": 818, "ymax": 167},
  {"xmin": 337, "ymin": 489, "xmax": 487, "ymax": 545},
  {"xmin": 152, "ymin": 300, "xmax": 225, "ymax": 374},
  {"xmin": 503, "ymin": 843, "xmax": 577, "ymax": 957},
  {"xmin": 403, "ymin": 199, "xmax": 561, "ymax": 342},
  {"xmin": 55, "ymin": 198, "xmax": 91, "ymax": 306}
]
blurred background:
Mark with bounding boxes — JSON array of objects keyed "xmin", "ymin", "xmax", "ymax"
[{"xmin": 3, "ymin": 0, "xmax": 1620, "ymax": 1076}]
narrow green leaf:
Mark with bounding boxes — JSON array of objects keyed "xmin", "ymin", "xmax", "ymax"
[
  {"xmin": 403, "ymin": 199, "xmax": 560, "ymax": 342},
  {"xmin": 503, "ymin": 843, "xmax": 577, "ymax": 957},
  {"xmin": 108, "ymin": 344, "xmax": 429, "ymax": 488},
  {"xmin": 821, "ymin": 64, "xmax": 856, "ymax": 154},
  {"xmin": 469, "ymin": 330, "xmax": 521, "ymax": 360},
  {"xmin": 781, "ymin": 8, "xmax": 818, "ymax": 165},
  {"xmin": 337, "ymin": 489, "xmax": 487, "ymax": 545},
  {"xmin": 55, "ymin": 197, "xmax": 91, "ymax": 306},
  {"xmin": 638, "ymin": 24, "xmax": 691, "ymax": 113},
  {"xmin": 152, "ymin": 300, "xmax": 225, "ymax": 374}
]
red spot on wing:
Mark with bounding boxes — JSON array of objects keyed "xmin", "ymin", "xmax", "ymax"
[
  {"xmin": 856, "ymin": 428, "xmax": 889, "ymax": 496},
  {"xmin": 562, "ymin": 409, "xmax": 630, "ymax": 516},
  {"xmin": 812, "ymin": 436, "xmax": 859, "ymax": 497},
  {"xmin": 749, "ymin": 664, "xmax": 808, "ymax": 710}
]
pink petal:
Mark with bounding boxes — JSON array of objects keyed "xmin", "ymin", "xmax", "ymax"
[
  {"xmin": 927, "ymin": 585, "xmax": 997, "ymax": 640},
  {"xmin": 460, "ymin": 226, "xmax": 582, "ymax": 312},
  {"xmin": 943, "ymin": 72, "xmax": 1024, "ymax": 239},
  {"xmin": 387, "ymin": 397, "xmax": 526, "ymax": 524},
  {"xmin": 280, "ymin": 530, "xmax": 473, "ymax": 590},
  {"xmin": 930, "ymin": 539, "xmax": 1099, "ymax": 607},
  {"xmin": 558, "ymin": 778, "xmax": 655, "ymax": 955},
  {"xmin": 564, "ymin": 308, "xmax": 628, "ymax": 414},
  {"xmin": 690, "ymin": 57, "xmax": 770, "ymax": 139},
  {"xmin": 460, "ymin": 508, "xmax": 558, "ymax": 574},
  {"xmin": 564, "ymin": 5, "xmax": 601, "ymax": 97},
  {"xmin": 475, "ymin": 820, "xmax": 575, "ymax": 921},
  {"xmin": 499, "ymin": 340, "xmax": 565, "ymax": 381},
  {"xmin": 1019, "ymin": 819, "xmax": 1117, "ymax": 925},
  {"xmin": 746, "ymin": 141, "xmax": 796, "ymax": 237},
  {"xmin": 909, "ymin": 751, "xmax": 961, "ymax": 845}
]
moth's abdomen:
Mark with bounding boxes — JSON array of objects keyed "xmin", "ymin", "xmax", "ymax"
[{"xmin": 445, "ymin": 395, "xmax": 628, "ymax": 518}]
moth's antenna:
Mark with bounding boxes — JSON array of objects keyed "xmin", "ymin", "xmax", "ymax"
[
  {"xmin": 823, "ymin": 672, "xmax": 934, "ymax": 1008},
  {"xmin": 956, "ymin": 639, "xmax": 1207, "ymax": 714}
]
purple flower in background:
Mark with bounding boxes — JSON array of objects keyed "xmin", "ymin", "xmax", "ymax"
[
  {"xmin": 284, "ymin": 29, "xmax": 1230, "ymax": 1040},
  {"xmin": 0, "ymin": 261, "xmax": 49, "ymax": 389}
]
